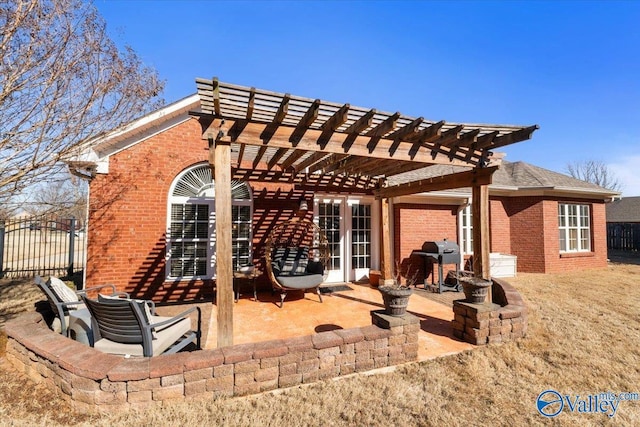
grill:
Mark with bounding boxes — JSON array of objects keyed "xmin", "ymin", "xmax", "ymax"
[{"xmin": 412, "ymin": 239, "xmax": 461, "ymax": 293}]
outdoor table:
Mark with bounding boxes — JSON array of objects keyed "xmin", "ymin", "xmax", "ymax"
[
  {"xmin": 234, "ymin": 266, "xmax": 258, "ymax": 302},
  {"xmin": 68, "ymin": 308, "xmax": 94, "ymax": 345}
]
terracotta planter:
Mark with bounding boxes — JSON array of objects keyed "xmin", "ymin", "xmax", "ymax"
[
  {"xmin": 369, "ymin": 270, "xmax": 381, "ymax": 288},
  {"xmin": 460, "ymin": 277, "xmax": 491, "ymax": 303},
  {"xmin": 379, "ymin": 285, "xmax": 413, "ymax": 316}
]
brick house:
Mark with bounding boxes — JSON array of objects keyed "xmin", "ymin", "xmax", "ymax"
[
  {"xmin": 391, "ymin": 162, "xmax": 618, "ymax": 284},
  {"xmin": 68, "ymin": 79, "xmax": 615, "ymax": 307}
]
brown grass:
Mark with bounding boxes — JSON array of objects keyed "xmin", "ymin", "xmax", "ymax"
[{"xmin": 1, "ymin": 264, "xmax": 639, "ymax": 426}]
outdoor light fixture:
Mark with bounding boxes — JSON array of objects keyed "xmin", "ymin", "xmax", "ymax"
[{"xmin": 299, "ymin": 198, "xmax": 308, "ymax": 211}]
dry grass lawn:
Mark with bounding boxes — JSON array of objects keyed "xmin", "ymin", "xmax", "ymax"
[{"xmin": 1, "ymin": 263, "xmax": 639, "ymax": 426}]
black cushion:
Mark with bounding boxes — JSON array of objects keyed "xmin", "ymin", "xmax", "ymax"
[{"xmin": 306, "ymin": 260, "xmax": 324, "ymax": 275}]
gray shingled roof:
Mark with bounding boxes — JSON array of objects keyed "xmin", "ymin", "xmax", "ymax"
[
  {"xmin": 387, "ymin": 161, "xmax": 616, "ymax": 196},
  {"xmin": 606, "ymin": 197, "xmax": 640, "ymax": 222}
]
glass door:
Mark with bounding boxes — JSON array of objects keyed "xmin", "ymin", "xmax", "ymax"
[
  {"xmin": 351, "ymin": 203, "xmax": 372, "ymax": 282},
  {"xmin": 317, "ymin": 199, "xmax": 345, "ymax": 283}
]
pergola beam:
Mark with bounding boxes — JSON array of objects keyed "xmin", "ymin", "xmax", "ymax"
[
  {"xmin": 290, "ymin": 99, "xmax": 321, "ymax": 144},
  {"xmin": 474, "ymin": 131, "xmax": 499, "ymax": 150},
  {"xmin": 374, "ymin": 166, "xmax": 498, "ymax": 199},
  {"xmin": 331, "ymin": 156, "xmax": 380, "ymax": 176},
  {"xmin": 246, "ymin": 87, "xmax": 256, "ymax": 120},
  {"xmin": 386, "ymin": 117, "xmax": 424, "ymax": 141},
  {"xmin": 345, "ymin": 109, "xmax": 376, "ymax": 134},
  {"xmin": 293, "ymin": 151, "xmax": 329, "ymax": 173},
  {"xmin": 267, "ymin": 148, "xmax": 289, "ymax": 170},
  {"xmin": 407, "ymin": 120, "xmax": 445, "ymax": 144},
  {"xmin": 375, "ymin": 161, "xmax": 429, "ymax": 178},
  {"xmin": 490, "ymin": 125, "xmax": 539, "ymax": 149},
  {"xmin": 365, "ymin": 112, "xmax": 401, "ymax": 137},
  {"xmin": 279, "ymin": 149, "xmax": 306, "ymax": 171},
  {"xmin": 321, "ymin": 103, "xmax": 350, "ymax": 132},
  {"xmin": 218, "ymin": 119, "xmax": 487, "ymax": 167},
  {"xmin": 274, "ymin": 94, "xmax": 291, "ymax": 124},
  {"xmin": 308, "ymin": 153, "xmax": 349, "ymax": 174},
  {"xmin": 253, "ymin": 146, "xmax": 268, "ymax": 168}
]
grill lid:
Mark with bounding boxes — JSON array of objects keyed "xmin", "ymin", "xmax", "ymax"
[{"xmin": 421, "ymin": 239, "xmax": 460, "ymax": 255}]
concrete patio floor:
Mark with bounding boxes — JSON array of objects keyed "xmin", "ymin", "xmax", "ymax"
[{"xmin": 158, "ymin": 282, "xmax": 472, "ymax": 361}]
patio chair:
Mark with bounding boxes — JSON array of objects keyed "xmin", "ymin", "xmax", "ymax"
[
  {"xmin": 34, "ymin": 276, "xmax": 125, "ymax": 336},
  {"xmin": 81, "ymin": 295, "xmax": 201, "ymax": 357},
  {"xmin": 265, "ymin": 217, "xmax": 329, "ymax": 308}
]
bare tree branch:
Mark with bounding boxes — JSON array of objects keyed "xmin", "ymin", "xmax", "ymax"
[
  {"xmin": 565, "ymin": 160, "xmax": 623, "ymax": 192},
  {"xmin": 0, "ymin": 0, "xmax": 164, "ymax": 202}
]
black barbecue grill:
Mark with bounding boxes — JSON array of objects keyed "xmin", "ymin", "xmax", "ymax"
[{"xmin": 412, "ymin": 239, "xmax": 461, "ymax": 293}]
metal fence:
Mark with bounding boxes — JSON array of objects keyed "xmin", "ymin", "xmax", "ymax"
[
  {"xmin": 0, "ymin": 215, "xmax": 86, "ymax": 279},
  {"xmin": 607, "ymin": 222, "xmax": 640, "ymax": 252}
]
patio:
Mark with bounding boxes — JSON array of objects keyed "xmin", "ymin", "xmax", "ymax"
[{"xmin": 157, "ymin": 283, "xmax": 473, "ymax": 361}]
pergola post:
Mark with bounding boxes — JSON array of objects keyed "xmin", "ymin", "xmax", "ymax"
[
  {"xmin": 213, "ymin": 138, "xmax": 234, "ymax": 348},
  {"xmin": 380, "ymin": 197, "xmax": 394, "ymax": 285},
  {"xmin": 472, "ymin": 183, "xmax": 491, "ymax": 302}
]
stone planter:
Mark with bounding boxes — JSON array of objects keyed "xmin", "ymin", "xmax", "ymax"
[
  {"xmin": 379, "ymin": 285, "xmax": 413, "ymax": 316},
  {"xmin": 460, "ymin": 277, "xmax": 491, "ymax": 303}
]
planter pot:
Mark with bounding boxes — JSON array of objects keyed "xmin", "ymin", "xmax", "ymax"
[
  {"xmin": 369, "ymin": 270, "xmax": 381, "ymax": 288},
  {"xmin": 379, "ymin": 285, "xmax": 413, "ymax": 316},
  {"xmin": 460, "ymin": 277, "xmax": 491, "ymax": 303}
]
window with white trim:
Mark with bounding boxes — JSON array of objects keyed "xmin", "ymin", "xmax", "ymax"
[
  {"xmin": 167, "ymin": 165, "xmax": 252, "ymax": 279},
  {"xmin": 459, "ymin": 204, "xmax": 473, "ymax": 255},
  {"xmin": 558, "ymin": 203, "xmax": 591, "ymax": 252}
]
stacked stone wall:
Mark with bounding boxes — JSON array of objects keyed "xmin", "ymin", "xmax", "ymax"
[
  {"xmin": 451, "ymin": 278, "xmax": 527, "ymax": 345},
  {"xmin": 4, "ymin": 311, "xmax": 419, "ymax": 413}
]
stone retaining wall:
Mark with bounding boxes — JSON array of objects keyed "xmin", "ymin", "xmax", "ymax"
[
  {"xmin": 451, "ymin": 278, "xmax": 528, "ymax": 345},
  {"xmin": 3, "ymin": 311, "xmax": 419, "ymax": 413}
]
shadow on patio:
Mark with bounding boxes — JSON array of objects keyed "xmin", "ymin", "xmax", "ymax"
[{"xmin": 157, "ymin": 282, "xmax": 473, "ymax": 361}]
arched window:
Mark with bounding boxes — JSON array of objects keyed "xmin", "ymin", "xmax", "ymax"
[{"xmin": 167, "ymin": 164, "xmax": 252, "ymax": 279}]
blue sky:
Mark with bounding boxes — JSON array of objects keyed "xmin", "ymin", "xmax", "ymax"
[{"xmin": 95, "ymin": 0, "xmax": 640, "ymax": 196}]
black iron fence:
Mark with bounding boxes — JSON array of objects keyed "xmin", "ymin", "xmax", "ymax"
[
  {"xmin": 607, "ymin": 223, "xmax": 640, "ymax": 252},
  {"xmin": 0, "ymin": 215, "xmax": 86, "ymax": 279}
]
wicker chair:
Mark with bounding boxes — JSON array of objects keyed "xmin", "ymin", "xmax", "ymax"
[{"xmin": 265, "ymin": 217, "xmax": 330, "ymax": 308}]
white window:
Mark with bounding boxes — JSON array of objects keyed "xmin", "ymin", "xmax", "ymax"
[
  {"xmin": 558, "ymin": 203, "xmax": 591, "ymax": 252},
  {"xmin": 167, "ymin": 165, "xmax": 252, "ymax": 279},
  {"xmin": 459, "ymin": 204, "xmax": 473, "ymax": 255}
]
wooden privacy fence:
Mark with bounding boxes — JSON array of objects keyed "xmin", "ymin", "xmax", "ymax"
[
  {"xmin": 0, "ymin": 215, "xmax": 86, "ymax": 279},
  {"xmin": 607, "ymin": 223, "xmax": 640, "ymax": 252}
]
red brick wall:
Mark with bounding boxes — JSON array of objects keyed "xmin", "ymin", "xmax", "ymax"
[
  {"xmin": 393, "ymin": 196, "xmax": 609, "ymax": 278},
  {"xmin": 87, "ymin": 119, "xmax": 209, "ymax": 300},
  {"xmin": 502, "ymin": 196, "xmax": 547, "ymax": 273},
  {"xmin": 393, "ymin": 203, "xmax": 459, "ymax": 284},
  {"xmin": 490, "ymin": 198, "xmax": 511, "ymax": 254},
  {"xmin": 540, "ymin": 198, "xmax": 608, "ymax": 273},
  {"xmin": 86, "ymin": 119, "xmax": 311, "ymax": 301}
]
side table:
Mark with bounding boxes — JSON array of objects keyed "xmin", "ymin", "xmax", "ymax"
[{"xmin": 234, "ymin": 266, "xmax": 258, "ymax": 302}]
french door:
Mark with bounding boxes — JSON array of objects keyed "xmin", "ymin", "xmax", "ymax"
[
  {"xmin": 315, "ymin": 196, "xmax": 378, "ymax": 283},
  {"xmin": 317, "ymin": 199, "xmax": 344, "ymax": 283}
]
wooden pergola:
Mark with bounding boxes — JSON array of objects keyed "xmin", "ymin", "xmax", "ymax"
[{"xmin": 191, "ymin": 77, "xmax": 538, "ymax": 348}]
